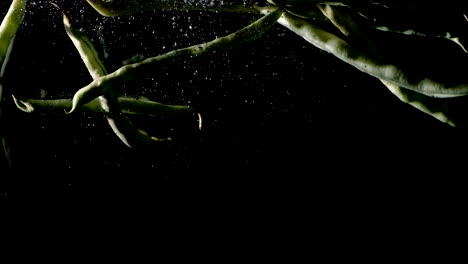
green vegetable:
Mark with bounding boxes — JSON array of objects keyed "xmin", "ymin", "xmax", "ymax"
[
  {"xmin": 52, "ymin": 2, "xmax": 179, "ymax": 147},
  {"xmin": 13, "ymin": 96, "xmax": 195, "ymax": 117},
  {"xmin": 381, "ymin": 80, "xmax": 468, "ymax": 128},
  {"xmin": 276, "ymin": 6, "xmax": 468, "ymax": 97},
  {"xmin": 66, "ymin": 7, "xmax": 282, "ymax": 114},
  {"xmin": 5, "ymin": 0, "xmax": 468, "ymax": 152},
  {"xmin": 0, "ymin": 0, "xmax": 26, "ymax": 66}
]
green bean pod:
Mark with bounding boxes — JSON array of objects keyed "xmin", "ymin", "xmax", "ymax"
[
  {"xmin": 13, "ymin": 96, "xmax": 195, "ymax": 117},
  {"xmin": 381, "ymin": 80, "xmax": 468, "ymax": 128},
  {"xmin": 57, "ymin": 4, "xmax": 106, "ymax": 79},
  {"xmin": 66, "ymin": 7, "xmax": 282, "ymax": 114},
  {"xmin": 0, "ymin": 0, "xmax": 27, "ymax": 67},
  {"xmin": 277, "ymin": 6, "xmax": 468, "ymax": 97},
  {"xmin": 53, "ymin": 2, "xmax": 170, "ymax": 147}
]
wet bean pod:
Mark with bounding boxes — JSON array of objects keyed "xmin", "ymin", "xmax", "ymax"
[{"xmin": 66, "ymin": 7, "xmax": 282, "ymax": 114}]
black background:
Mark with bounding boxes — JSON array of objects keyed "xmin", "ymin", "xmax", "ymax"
[{"xmin": 0, "ymin": 0, "xmax": 466, "ymax": 211}]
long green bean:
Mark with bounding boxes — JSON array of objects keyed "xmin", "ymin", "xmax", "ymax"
[
  {"xmin": 0, "ymin": 0, "xmax": 26, "ymax": 66},
  {"xmin": 381, "ymin": 79, "xmax": 468, "ymax": 128},
  {"xmin": 276, "ymin": 7, "xmax": 468, "ymax": 98},
  {"xmin": 66, "ymin": 7, "xmax": 282, "ymax": 114},
  {"xmin": 1, "ymin": 0, "xmax": 27, "ymax": 167},
  {"xmin": 86, "ymin": 0, "xmax": 266, "ymax": 16},
  {"xmin": 53, "ymin": 2, "xmax": 175, "ymax": 147},
  {"xmin": 5, "ymin": 0, "xmax": 468, "ymax": 148},
  {"xmin": 13, "ymin": 96, "xmax": 195, "ymax": 116}
]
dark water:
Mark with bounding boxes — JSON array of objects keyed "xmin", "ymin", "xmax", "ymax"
[{"xmin": 1, "ymin": 1, "xmax": 466, "ymax": 205}]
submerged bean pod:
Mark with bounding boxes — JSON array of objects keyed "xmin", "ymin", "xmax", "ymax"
[
  {"xmin": 0, "ymin": 0, "xmax": 26, "ymax": 66},
  {"xmin": 265, "ymin": 1, "xmax": 468, "ymax": 125},
  {"xmin": 276, "ymin": 7, "xmax": 468, "ymax": 97},
  {"xmin": 54, "ymin": 3, "xmax": 170, "ymax": 147},
  {"xmin": 6, "ymin": 0, "xmax": 468, "ymax": 150},
  {"xmin": 381, "ymin": 79, "xmax": 468, "ymax": 128},
  {"xmin": 67, "ymin": 8, "xmax": 282, "ymax": 114},
  {"xmin": 13, "ymin": 96, "xmax": 195, "ymax": 117}
]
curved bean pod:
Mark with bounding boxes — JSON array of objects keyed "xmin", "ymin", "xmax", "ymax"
[
  {"xmin": 271, "ymin": 2, "xmax": 468, "ymax": 125},
  {"xmin": 356, "ymin": 2, "xmax": 468, "ymax": 53},
  {"xmin": 271, "ymin": 1, "xmax": 468, "ymax": 51},
  {"xmin": 66, "ymin": 7, "xmax": 282, "ymax": 114},
  {"xmin": 277, "ymin": 7, "xmax": 468, "ymax": 97},
  {"xmin": 13, "ymin": 96, "xmax": 196, "ymax": 117},
  {"xmin": 381, "ymin": 80, "xmax": 468, "ymax": 128},
  {"xmin": 53, "ymin": 3, "xmax": 168, "ymax": 147},
  {"xmin": 1, "ymin": 0, "xmax": 27, "ymax": 167}
]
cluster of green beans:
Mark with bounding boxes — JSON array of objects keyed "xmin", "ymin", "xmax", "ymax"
[
  {"xmin": 1, "ymin": 0, "xmax": 280, "ymax": 148},
  {"xmin": 0, "ymin": 0, "xmax": 25, "ymax": 67},
  {"xmin": 2, "ymin": 0, "xmax": 468, "ymax": 149}
]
